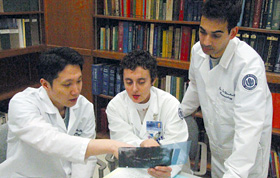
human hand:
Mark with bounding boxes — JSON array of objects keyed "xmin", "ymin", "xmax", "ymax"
[
  {"xmin": 112, "ymin": 140, "xmax": 134, "ymax": 159},
  {"xmin": 148, "ymin": 166, "xmax": 172, "ymax": 178},
  {"xmin": 140, "ymin": 139, "xmax": 160, "ymax": 147}
]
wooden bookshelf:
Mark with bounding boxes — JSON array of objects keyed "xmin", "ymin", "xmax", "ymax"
[
  {"xmin": 0, "ymin": 83, "xmax": 40, "ymax": 101},
  {"xmin": 93, "ymin": 50, "xmax": 190, "ymax": 70},
  {"xmin": 0, "ymin": 45, "xmax": 46, "ymax": 59}
]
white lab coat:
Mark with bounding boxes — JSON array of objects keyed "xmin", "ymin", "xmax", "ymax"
[
  {"xmin": 0, "ymin": 87, "xmax": 97, "ymax": 178},
  {"xmin": 106, "ymin": 86, "xmax": 189, "ymax": 177},
  {"xmin": 180, "ymin": 37, "xmax": 272, "ymax": 178}
]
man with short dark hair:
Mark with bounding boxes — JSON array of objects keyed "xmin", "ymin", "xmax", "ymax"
[
  {"xmin": 0, "ymin": 47, "xmax": 130, "ymax": 178},
  {"xmin": 179, "ymin": 0, "xmax": 272, "ymax": 177}
]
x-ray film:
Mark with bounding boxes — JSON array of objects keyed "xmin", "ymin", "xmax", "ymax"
[{"xmin": 118, "ymin": 141, "xmax": 191, "ymax": 168}]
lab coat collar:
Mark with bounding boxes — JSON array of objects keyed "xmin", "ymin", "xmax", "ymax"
[
  {"xmin": 126, "ymin": 87, "xmax": 159, "ymax": 138},
  {"xmin": 218, "ymin": 37, "xmax": 238, "ymax": 69},
  {"xmin": 38, "ymin": 86, "xmax": 80, "ymax": 133},
  {"xmin": 197, "ymin": 37, "xmax": 238, "ymax": 70}
]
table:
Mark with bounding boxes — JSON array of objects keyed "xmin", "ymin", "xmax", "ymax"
[{"xmin": 104, "ymin": 168, "xmax": 200, "ymax": 178}]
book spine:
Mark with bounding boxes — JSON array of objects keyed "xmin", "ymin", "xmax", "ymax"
[
  {"xmin": 252, "ymin": 0, "xmax": 263, "ymax": 28},
  {"xmin": 118, "ymin": 21, "xmax": 124, "ymax": 52},
  {"xmin": 109, "ymin": 66, "xmax": 116, "ymax": 96},
  {"xmin": 180, "ymin": 26, "xmax": 191, "ymax": 61},
  {"xmin": 92, "ymin": 64, "xmax": 103, "ymax": 95},
  {"xmin": 102, "ymin": 65, "xmax": 110, "ymax": 95}
]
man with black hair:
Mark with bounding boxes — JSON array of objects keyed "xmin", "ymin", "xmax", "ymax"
[
  {"xmin": 179, "ymin": 0, "xmax": 272, "ymax": 177},
  {"xmin": 106, "ymin": 50, "xmax": 189, "ymax": 178},
  {"xmin": 0, "ymin": 47, "xmax": 130, "ymax": 178}
]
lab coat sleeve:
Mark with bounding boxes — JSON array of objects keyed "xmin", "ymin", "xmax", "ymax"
[
  {"xmin": 71, "ymin": 100, "xmax": 97, "ymax": 178},
  {"xmin": 8, "ymin": 94, "xmax": 90, "ymax": 164},
  {"xmin": 106, "ymin": 98, "xmax": 144, "ymax": 146},
  {"xmin": 158, "ymin": 98, "xmax": 189, "ymax": 145},
  {"xmin": 223, "ymin": 65, "xmax": 271, "ymax": 178},
  {"xmin": 179, "ymin": 48, "xmax": 200, "ymax": 117}
]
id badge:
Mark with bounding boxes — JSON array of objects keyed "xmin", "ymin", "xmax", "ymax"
[{"xmin": 146, "ymin": 121, "xmax": 163, "ymax": 142}]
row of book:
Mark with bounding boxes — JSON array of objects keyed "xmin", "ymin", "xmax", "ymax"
[
  {"xmin": 0, "ymin": 18, "xmax": 40, "ymax": 50},
  {"xmin": 103, "ymin": 0, "xmax": 204, "ymax": 22},
  {"xmin": 241, "ymin": 0, "xmax": 280, "ymax": 30},
  {"xmin": 236, "ymin": 31, "xmax": 280, "ymax": 73},
  {"xmin": 100, "ymin": 22, "xmax": 198, "ymax": 61},
  {"xmin": 269, "ymin": 147, "xmax": 280, "ymax": 178},
  {"xmin": 154, "ymin": 75, "xmax": 187, "ymax": 102},
  {"xmin": 92, "ymin": 63, "xmax": 124, "ymax": 96},
  {"xmin": 91, "ymin": 63, "xmax": 188, "ymax": 102},
  {"xmin": 0, "ymin": 0, "xmax": 39, "ymax": 12}
]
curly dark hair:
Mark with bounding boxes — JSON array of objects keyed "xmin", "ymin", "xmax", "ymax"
[
  {"xmin": 37, "ymin": 47, "xmax": 84, "ymax": 86},
  {"xmin": 202, "ymin": 0, "xmax": 242, "ymax": 33},
  {"xmin": 120, "ymin": 50, "xmax": 157, "ymax": 84}
]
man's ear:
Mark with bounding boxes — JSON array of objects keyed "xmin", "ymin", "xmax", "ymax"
[
  {"xmin": 40, "ymin": 78, "xmax": 50, "ymax": 90},
  {"xmin": 229, "ymin": 26, "xmax": 239, "ymax": 39}
]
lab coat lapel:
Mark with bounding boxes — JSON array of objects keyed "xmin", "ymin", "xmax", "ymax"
[
  {"xmin": 139, "ymin": 88, "xmax": 158, "ymax": 138},
  {"xmin": 67, "ymin": 106, "xmax": 79, "ymax": 135},
  {"xmin": 39, "ymin": 87, "xmax": 67, "ymax": 132},
  {"xmin": 127, "ymin": 98, "xmax": 142, "ymax": 134}
]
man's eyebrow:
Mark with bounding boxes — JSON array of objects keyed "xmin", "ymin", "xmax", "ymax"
[{"xmin": 199, "ymin": 26, "xmax": 224, "ymax": 34}]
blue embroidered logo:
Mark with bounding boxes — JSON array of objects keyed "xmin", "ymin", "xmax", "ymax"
[
  {"xmin": 242, "ymin": 74, "xmax": 257, "ymax": 90},
  {"xmin": 178, "ymin": 108, "xmax": 184, "ymax": 120}
]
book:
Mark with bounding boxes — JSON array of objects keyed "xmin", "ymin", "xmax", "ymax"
[
  {"xmin": 102, "ymin": 64, "xmax": 111, "ymax": 95},
  {"xmin": 105, "ymin": 24, "xmax": 111, "ymax": 50},
  {"xmin": 92, "ymin": 63, "xmax": 104, "ymax": 95},
  {"xmin": 248, "ymin": 0, "xmax": 255, "ymax": 27},
  {"xmin": 30, "ymin": 19, "xmax": 40, "ymax": 46},
  {"xmin": 178, "ymin": 0, "xmax": 184, "ymax": 21},
  {"xmin": 273, "ymin": 41, "xmax": 280, "ymax": 73},
  {"xmin": 123, "ymin": 22, "xmax": 129, "ymax": 53},
  {"xmin": 115, "ymin": 66, "xmax": 123, "ymax": 94},
  {"xmin": 149, "ymin": 23, "xmax": 155, "ymax": 55},
  {"xmin": 0, "ymin": 0, "xmax": 3, "ymax": 12},
  {"xmin": 255, "ymin": 34, "xmax": 266, "ymax": 58},
  {"xmin": 118, "ymin": 21, "xmax": 124, "ymax": 52},
  {"xmin": 174, "ymin": 27, "xmax": 181, "ymax": 60},
  {"xmin": 167, "ymin": 26, "xmax": 173, "ymax": 58},
  {"xmin": 128, "ymin": 22, "xmax": 133, "ymax": 52},
  {"xmin": 263, "ymin": 35, "xmax": 279, "ymax": 72},
  {"xmin": 24, "ymin": 19, "xmax": 32, "ymax": 47},
  {"xmin": 162, "ymin": 29, "xmax": 167, "ymax": 58},
  {"xmin": 0, "ymin": 33, "xmax": 10, "ymax": 50},
  {"xmin": 261, "ymin": 0, "xmax": 270, "ymax": 29},
  {"xmin": 249, "ymin": 33, "xmax": 257, "ymax": 49},
  {"xmin": 165, "ymin": 0, "xmax": 173, "ymax": 20},
  {"xmin": 271, "ymin": 0, "xmax": 280, "ymax": 30},
  {"xmin": 252, "ymin": 0, "xmax": 263, "ymax": 28},
  {"xmin": 265, "ymin": 0, "xmax": 274, "ymax": 29},
  {"xmin": 241, "ymin": 32, "xmax": 250, "ymax": 44},
  {"xmin": 100, "ymin": 27, "xmax": 106, "ymax": 50},
  {"xmin": 109, "ymin": 65, "xmax": 117, "ymax": 96},
  {"xmin": 180, "ymin": 26, "xmax": 191, "ymax": 61},
  {"xmin": 242, "ymin": 0, "xmax": 252, "ymax": 27}
]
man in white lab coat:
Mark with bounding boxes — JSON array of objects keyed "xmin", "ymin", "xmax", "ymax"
[
  {"xmin": 106, "ymin": 50, "xmax": 189, "ymax": 178},
  {"xmin": 0, "ymin": 47, "xmax": 131, "ymax": 178},
  {"xmin": 179, "ymin": 0, "xmax": 273, "ymax": 177}
]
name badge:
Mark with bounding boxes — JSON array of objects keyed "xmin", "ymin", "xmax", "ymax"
[{"xmin": 146, "ymin": 121, "xmax": 163, "ymax": 142}]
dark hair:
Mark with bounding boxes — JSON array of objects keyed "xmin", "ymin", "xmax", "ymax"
[
  {"xmin": 37, "ymin": 47, "xmax": 84, "ymax": 85},
  {"xmin": 120, "ymin": 50, "xmax": 157, "ymax": 83},
  {"xmin": 201, "ymin": 0, "xmax": 242, "ymax": 33}
]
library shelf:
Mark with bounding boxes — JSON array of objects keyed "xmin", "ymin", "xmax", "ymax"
[
  {"xmin": 92, "ymin": 50, "xmax": 190, "ymax": 70},
  {"xmin": 93, "ymin": 14, "xmax": 200, "ymax": 25},
  {"xmin": 0, "ymin": 83, "xmax": 40, "ymax": 101},
  {"xmin": 0, "ymin": 45, "xmax": 46, "ymax": 59},
  {"xmin": 0, "ymin": 11, "xmax": 44, "ymax": 16}
]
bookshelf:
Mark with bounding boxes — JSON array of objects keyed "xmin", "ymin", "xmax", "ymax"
[{"xmin": 0, "ymin": 0, "xmax": 45, "ymax": 111}]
